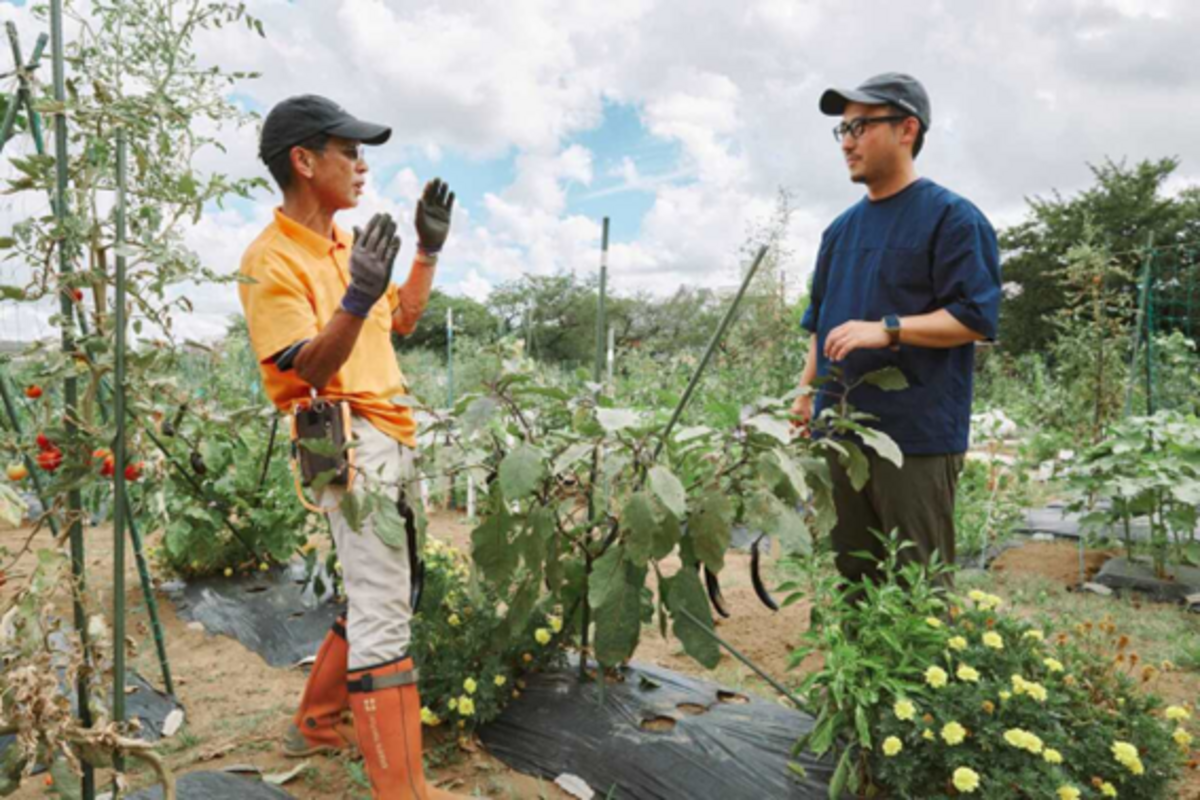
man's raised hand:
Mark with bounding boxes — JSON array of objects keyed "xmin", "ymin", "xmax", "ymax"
[{"xmin": 415, "ymin": 178, "xmax": 455, "ymax": 255}]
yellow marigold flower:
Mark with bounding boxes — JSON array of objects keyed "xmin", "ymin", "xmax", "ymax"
[
  {"xmin": 1112, "ymin": 741, "xmax": 1144, "ymax": 775},
  {"xmin": 522, "ymin": 653, "xmax": 533, "ymax": 663},
  {"xmin": 458, "ymin": 696, "xmax": 476, "ymax": 716},
  {"xmin": 922, "ymin": 729, "xmax": 935, "ymax": 741},
  {"xmin": 463, "ymin": 677, "xmax": 478, "ymax": 695},
  {"xmin": 1100, "ymin": 782, "xmax": 1117, "ymax": 798},
  {"xmin": 982, "ymin": 632, "xmax": 1004, "ymax": 650},
  {"xmin": 1026, "ymin": 683, "xmax": 1048, "ymax": 703},
  {"xmin": 894, "ymin": 699, "xmax": 916, "ymax": 722},
  {"xmin": 1043, "ymin": 748, "xmax": 1063, "ymax": 764},
  {"xmin": 1174, "ymin": 727, "xmax": 1193, "ymax": 749},
  {"xmin": 448, "ymin": 613, "xmax": 461, "ymax": 627},
  {"xmin": 1003, "ymin": 728, "xmax": 1044, "ymax": 754},
  {"xmin": 549, "ymin": 616, "xmax": 563, "ymax": 634},
  {"xmin": 535, "ymin": 628, "xmax": 552, "ymax": 646},
  {"xmin": 1057, "ymin": 787, "xmax": 1081, "ymax": 800},
  {"xmin": 420, "ymin": 707, "xmax": 441, "ymax": 727},
  {"xmin": 1043, "ymin": 658, "xmax": 1064, "ymax": 673},
  {"xmin": 1161, "ymin": 660, "xmax": 1174, "ymax": 672},
  {"xmin": 968, "ymin": 589, "xmax": 986, "ymax": 603},
  {"xmin": 999, "ymin": 691, "xmax": 1011, "ymax": 701},
  {"xmin": 882, "ymin": 736, "xmax": 903, "ymax": 756},
  {"xmin": 494, "ymin": 675, "xmax": 507, "ymax": 687},
  {"xmin": 448, "ymin": 698, "xmax": 458, "ymax": 711},
  {"xmin": 925, "ymin": 666, "xmax": 948, "ymax": 689},
  {"xmin": 1023, "ymin": 629, "xmax": 1045, "ymax": 642},
  {"xmin": 952, "ymin": 767, "xmax": 980, "ymax": 793},
  {"xmin": 1166, "ymin": 706, "xmax": 1191, "ymax": 722},
  {"xmin": 957, "ymin": 664, "xmax": 981, "ymax": 683},
  {"xmin": 941, "ymin": 722, "xmax": 967, "ymax": 746},
  {"xmin": 926, "ymin": 616, "xmax": 943, "ymax": 629},
  {"xmin": 981, "ymin": 700, "xmax": 995, "ymax": 715},
  {"xmin": 948, "ymin": 636, "xmax": 968, "ymax": 652}
]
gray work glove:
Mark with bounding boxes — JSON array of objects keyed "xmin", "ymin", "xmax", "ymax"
[
  {"xmin": 342, "ymin": 212, "xmax": 401, "ymax": 318},
  {"xmin": 414, "ymin": 178, "xmax": 455, "ymax": 255}
]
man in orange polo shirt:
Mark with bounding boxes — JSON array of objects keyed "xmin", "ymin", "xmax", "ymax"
[{"xmin": 239, "ymin": 95, "xmax": 464, "ymax": 800}]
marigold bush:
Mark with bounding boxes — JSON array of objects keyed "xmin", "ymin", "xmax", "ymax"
[{"xmin": 787, "ymin": 539, "xmax": 1189, "ymax": 798}]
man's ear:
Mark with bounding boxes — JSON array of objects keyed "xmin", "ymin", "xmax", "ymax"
[{"xmin": 290, "ymin": 146, "xmax": 317, "ymax": 180}]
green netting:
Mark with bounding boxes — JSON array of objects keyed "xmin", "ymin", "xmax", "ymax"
[{"xmin": 1128, "ymin": 242, "xmax": 1200, "ymax": 415}]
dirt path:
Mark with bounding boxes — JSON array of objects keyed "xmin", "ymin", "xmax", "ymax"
[{"xmin": 3, "ymin": 515, "xmax": 1196, "ymax": 798}]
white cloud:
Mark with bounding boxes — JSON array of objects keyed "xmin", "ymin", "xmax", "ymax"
[{"xmin": 4, "ymin": 0, "xmax": 1200, "ymax": 342}]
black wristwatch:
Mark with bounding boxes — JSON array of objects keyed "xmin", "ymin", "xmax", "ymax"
[{"xmin": 883, "ymin": 314, "xmax": 902, "ymax": 350}]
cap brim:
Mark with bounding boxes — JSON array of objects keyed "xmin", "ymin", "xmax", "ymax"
[
  {"xmin": 819, "ymin": 88, "xmax": 891, "ymax": 116},
  {"xmin": 325, "ymin": 119, "xmax": 392, "ymax": 146}
]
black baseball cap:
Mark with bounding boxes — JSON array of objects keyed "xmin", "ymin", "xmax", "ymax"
[
  {"xmin": 259, "ymin": 95, "xmax": 392, "ymax": 164},
  {"xmin": 819, "ymin": 72, "xmax": 931, "ymax": 130}
]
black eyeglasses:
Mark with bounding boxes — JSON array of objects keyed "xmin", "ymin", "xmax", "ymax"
[
  {"xmin": 832, "ymin": 115, "xmax": 910, "ymax": 143},
  {"xmin": 334, "ymin": 144, "xmax": 364, "ymax": 162}
]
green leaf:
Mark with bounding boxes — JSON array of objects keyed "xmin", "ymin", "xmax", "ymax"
[
  {"xmin": 842, "ymin": 442, "xmax": 870, "ymax": 492},
  {"xmin": 829, "ymin": 746, "xmax": 853, "ymax": 800},
  {"xmin": 588, "ymin": 546, "xmax": 626, "ymax": 610},
  {"xmin": 665, "ymin": 568, "xmax": 720, "ymax": 668},
  {"xmin": 552, "ymin": 442, "xmax": 592, "ymax": 476},
  {"xmin": 340, "ymin": 490, "xmax": 363, "ymax": 532},
  {"xmin": 471, "ymin": 512, "xmax": 517, "ymax": 586},
  {"xmin": 648, "ymin": 465, "xmax": 687, "ymax": 519},
  {"xmin": 773, "ymin": 449, "xmax": 808, "ymax": 500},
  {"xmin": 0, "ymin": 483, "xmax": 26, "ymax": 528},
  {"xmin": 745, "ymin": 413, "xmax": 792, "ymax": 444},
  {"xmin": 623, "ymin": 492, "xmax": 661, "ymax": 563},
  {"xmin": 858, "ymin": 428, "xmax": 902, "ymax": 469},
  {"xmin": 499, "ymin": 443, "xmax": 545, "ymax": 502},
  {"xmin": 596, "ymin": 407, "xmax": 643, "ymax": 432},
  {"xmin": 520, "ymin": 506, "xmax": 556, "ymax": 571},
  {"xmin": 506, "ymin": 577, "xmax": 539, "ymax": 637},
  {"xmin": 593, "ymin": 560, "xmax": 644, "ymax": 666},
  {"xmin": 690, "ymin": 493, "xmax": 733, "ymax": 573},
  {"xmin": 862, "ymin": 366, "xmax": 909, "ymax": 391},
  {"xmin": 370, "ymin": 494, "xmax": 407, "ymax": 550},
  {"xmin": 654, "ymin": 511, "xmax": 682, "ymax": 560}
]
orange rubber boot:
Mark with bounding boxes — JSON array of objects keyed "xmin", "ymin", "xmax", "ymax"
[
  {"xmin": 283, "ymin": 616, "xmax": 359, "ymax": 757},
  {"xmin": 348, "ymin": 657, "xmax": 467, "ymax": 800}
]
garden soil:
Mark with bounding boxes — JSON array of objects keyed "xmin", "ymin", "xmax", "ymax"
[
  {"xmin": 2, "ymin": 514, "xmax": 1197, "ymax": 799},
  {"xmin": 989, "ymin": 540, "xmax": 1117, "ymax": 586}
]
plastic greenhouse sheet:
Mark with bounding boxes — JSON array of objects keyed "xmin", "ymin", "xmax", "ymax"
[
  {"xmin": 127, "ymin": 771, "xmax": 296, "ymax": 799},
  {"xmin": 1018, "ymin": 502, "xmax": 1200, "ymax": 542},
  {"xmin": 161, "ymin": 560, "xmax": 341, "ymax": 668},
  {"xmin": 480, "ymin": 661, "xmax": 842, "ymax": 800},
  {"xmin": 1094, "ymin": 556, "xmax": 1200, "ymax": 603}
]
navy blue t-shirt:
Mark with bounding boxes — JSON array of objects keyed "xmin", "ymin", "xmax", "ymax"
[{"xmin": 800, "ymin": 178, "xmax": 1001, "ymax": 455}]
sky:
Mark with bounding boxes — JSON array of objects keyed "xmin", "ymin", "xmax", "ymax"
[{"xmin": 2, "ymin": 0, "xmax": 1200, "ymax": 341}]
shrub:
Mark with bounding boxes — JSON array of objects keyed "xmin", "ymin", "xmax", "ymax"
[{"xmin": 786, "ymin": 537, "xmax": 1187, "ymax": 798}]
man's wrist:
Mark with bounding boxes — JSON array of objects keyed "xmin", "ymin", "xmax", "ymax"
[
  {"xmin": 415, "ymin": 249, "xmax": 439, "ymax": 266},
  {"xmin": 341, "ymin": 285, "xmax": 377, "ymax": 318},
  {"xmin": 882, "ymin": 314, "xmax": 902, "ymax": 349}
]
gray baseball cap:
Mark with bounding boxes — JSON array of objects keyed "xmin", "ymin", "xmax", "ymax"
[
  {"xmin": 259, "ymin": 95, "xmax": 391, "ymax": 164},
  {"xmin": 820, "ymin": 72, "xmax": 931, "ymax": 130}
]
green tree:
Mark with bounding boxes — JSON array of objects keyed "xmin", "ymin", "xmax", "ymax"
[
  {"xmin": 999, "ymin": 157, "xmax": 1200, "ymax": 354},
  {"xmin": 393, "ymin": 289, "xmax": 499, "ymax": 351}
]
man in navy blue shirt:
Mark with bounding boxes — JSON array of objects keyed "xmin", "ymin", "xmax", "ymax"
[{"xmin": 791, "ymin": 73, "xmax": 1001, "ymax": 590}]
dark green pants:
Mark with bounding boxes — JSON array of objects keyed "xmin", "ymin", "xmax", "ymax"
[{"xmin": 825, "ymin": 450, "xmax": 965, "ymax": 589}]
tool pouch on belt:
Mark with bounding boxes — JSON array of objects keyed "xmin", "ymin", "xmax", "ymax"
[{"xmin": 290, "ymin": 394, "xmax": 355, "ymax": 513}]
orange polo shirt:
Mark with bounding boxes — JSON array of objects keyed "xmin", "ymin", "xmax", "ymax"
[{"xmin": 238, "ymin": 208, "xmax": 416, "ymax": 447}]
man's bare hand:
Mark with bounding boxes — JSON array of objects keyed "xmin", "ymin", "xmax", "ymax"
[
  {"xmin": 824, "ymin": 320, "xmax": 890, "ymax": 362},
  {"xmin": 789, "ymin": 393, "xmax": 813, "ymax": 435}
]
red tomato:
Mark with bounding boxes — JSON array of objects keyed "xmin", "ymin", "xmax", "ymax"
[
  {"xmin": 24, "ymin": 385, "xmax": 42, "ymax": 399},
  {"xmin": 36, "ymin": 433, "xmax": 53, "ymax": 451},
  {"xmin": 36, "ymin": 449, "xmax": 63, "ymax": 472},
  {"xmin": 124, "ymin": 461, "xmax": 143, "ymax": 482},
  {"xmin": 5, "ymin": 463, "xmax": 28, "ymax": 481},
  {"xmin": 100, "ymin": 455, "xmax": 116, "ymax": 477},
  {"xmin": 71, "ymin": 288, "xmax": 84, "ymax": 302}
]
